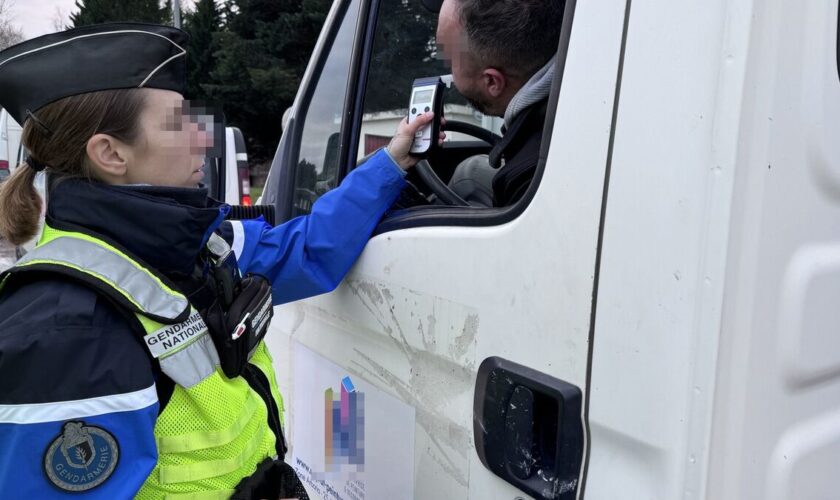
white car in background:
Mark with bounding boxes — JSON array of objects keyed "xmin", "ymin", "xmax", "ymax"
[
  {"xmin": 0, "ymin": 109, "xmax": 24, "ymax": 271},
  {"xmin": 0, "ymin": 108, "xmax": 21, "ymax": 183},
  {"xmin": 223, "ymin": 126, "xmax": 252, "ymax": 206}
]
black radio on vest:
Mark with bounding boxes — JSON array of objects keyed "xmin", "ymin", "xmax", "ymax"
[{"xmin": 204, "ymin": 234, "xmax": 274, "ymax": 378}]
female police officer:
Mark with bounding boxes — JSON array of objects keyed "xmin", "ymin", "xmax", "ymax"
[{"xmin": 0, "ymin": 24, "xmax": 440, "ymax": 498}]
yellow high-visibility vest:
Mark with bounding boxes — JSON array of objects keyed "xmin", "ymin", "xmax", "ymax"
[{"xmin": 2, "ymin": 224, "xmax": 286, "ymax": 499}]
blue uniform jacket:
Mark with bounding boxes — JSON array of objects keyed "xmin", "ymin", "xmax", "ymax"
[{"xmin": 0, "ymin": 150, "xmax": 405, "ymax": 497}]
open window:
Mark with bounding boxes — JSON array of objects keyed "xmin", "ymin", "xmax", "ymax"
[
  {"xmin": 355, "ymin": 0, "xmax": 503, "ymax": 181},
  {"xmin": 262, "ymin": 0, "xmax": 362, "ymax": 219},
  {"xmin": 266, "ymin": 0, "xmax": 575, "ymax": 231}
]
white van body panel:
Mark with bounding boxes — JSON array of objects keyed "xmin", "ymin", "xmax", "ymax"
[
  {"xmin": 265, "ymin": 0, "xmax": 840, "ymax": 498},
  {"xmin": 707, "ymin": 1, "xmax": 840, "ymax": 499},
  {"xmin": 0, "ymin": 110, "xmax": 8, "ymax": 166},
  {"xmin": 586, "ymin": 0, "xmax": 747, "ymax": 498}
]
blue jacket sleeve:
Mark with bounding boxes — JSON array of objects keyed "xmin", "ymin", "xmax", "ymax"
[{"xmin": 227, "ymin": 148, "xmax": 406, "ymax": 305}]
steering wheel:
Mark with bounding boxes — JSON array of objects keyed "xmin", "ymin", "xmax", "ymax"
[{"xmin": 414, "ymin": 120, "xmax": 503, "ymax": 206}]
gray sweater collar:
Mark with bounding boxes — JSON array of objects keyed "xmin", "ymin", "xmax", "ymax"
[{"xmin": 504, "ymin": 60, "xmax": 555, "ymax": 127}]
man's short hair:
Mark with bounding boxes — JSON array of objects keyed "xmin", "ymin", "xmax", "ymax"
[{"xmin": 457, "ymin": 0, "xmax": 564, "ymax": 79}]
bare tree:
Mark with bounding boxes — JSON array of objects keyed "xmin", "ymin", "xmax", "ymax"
[
  {"xmin": 0, "ymin": 0, "xmax": 23, "ymax": 50},
  {"xmin": 52, "ymin": 6, "xmax": 69, "ymax": 32}
]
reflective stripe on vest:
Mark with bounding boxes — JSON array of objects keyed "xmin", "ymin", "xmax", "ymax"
[
  {"xmin": 143, "ymin": 311, "xmax": 220, "ymax": 389},
  {"xmin": 10, "ymin": 227, "xmax": 220, "ymax": 389},
  {"xmin": 17, "ymin": 227, "xmax": 190, "ymax": 321}
]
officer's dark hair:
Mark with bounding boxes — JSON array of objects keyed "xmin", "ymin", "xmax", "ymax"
[
  {"xmin": 0, "ymin": 89, "xmax": 146, "ymax": 245},
  {"xmin": 456, "ymin": 0, "xmax": 564, "ymax": 80}
]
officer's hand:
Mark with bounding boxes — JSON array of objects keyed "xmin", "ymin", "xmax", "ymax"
[{"xmin": 386, "ymin": 112, "xmax": 446, "ymax": 170}]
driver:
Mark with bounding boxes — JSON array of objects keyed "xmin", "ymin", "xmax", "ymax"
[{"xmin": 436, "ymin": 0, "xmax": 564, "ymax": 206}]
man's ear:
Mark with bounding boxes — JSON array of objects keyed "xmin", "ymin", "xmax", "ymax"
[
  {"xmin": 86, "ymin": 134, "xmax": 129, "ymax": 179},
  {"xmin": 481, "ymin": 68, "xmax": 507, "ymax": 98}
]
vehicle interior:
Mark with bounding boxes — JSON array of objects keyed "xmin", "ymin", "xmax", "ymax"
[
  {"xmin": 265, "ymin": 0, "xmax": 573, "ymax": 231},
  {"xmin": 372, "ymin": 0, "xmax": 504, "ymax": 208},
  {"xmin": 350, "ymin": 0, "xmax": 506, "ymax": 209}
]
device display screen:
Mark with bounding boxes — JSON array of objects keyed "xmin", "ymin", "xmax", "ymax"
[{"xmin": 413, "ymin": 90, "xmax": 434, "ymax": 104}]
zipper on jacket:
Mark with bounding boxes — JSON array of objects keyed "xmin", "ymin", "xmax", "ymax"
[{"xmin": 243, "ymin": 364, "xmax": 288, "ymax": 457}]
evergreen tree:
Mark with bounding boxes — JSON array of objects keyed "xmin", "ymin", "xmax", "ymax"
[
  {"xmin": 363, "ymin": 0, "xmax": 452, "ymax": 114},
  {"xmin": 205, "ymin": 0, "xmax": 331, "ymax": 162},
  {"xmin": 182, "ymin": 0, "xmax": 221, "ymax": 102},
  {"xmin": 71, "ymin": 0, "xmax": 171, "ymax": 27},
  {"xmin": 161, "ymin": 0, "xmax": 174, "ymax": 26}
]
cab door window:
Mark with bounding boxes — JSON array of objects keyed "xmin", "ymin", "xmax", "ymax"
[
  {"xmin": 357, "ymin": 0, "xmax": 502, "ymax": 166},
  {"xmin": 273, "ymin": 0, "xmax": 571, "ymax": 227},
  {"xmin": 290, "ymin": 0, "xmax": 361, "ymax": 216}
]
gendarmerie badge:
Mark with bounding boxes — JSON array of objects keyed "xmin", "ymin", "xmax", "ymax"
[{"xmin": 43, "ymin": 421, "xmax": 119, "ymax": 492}]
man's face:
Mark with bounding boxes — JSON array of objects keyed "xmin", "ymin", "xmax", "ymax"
[{"xmin": 437, "ymin": 0, "xmax": 494, "ymax": 115}]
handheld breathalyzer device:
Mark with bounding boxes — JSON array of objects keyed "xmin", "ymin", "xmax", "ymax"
[{"xmin": 408, "ymin": 76, "xmax": 446, "ymax": 157}]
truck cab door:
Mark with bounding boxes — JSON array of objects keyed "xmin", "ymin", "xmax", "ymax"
[{"xmin": 263, "ymin": 0, "xmax": 630, "ymax": 498}]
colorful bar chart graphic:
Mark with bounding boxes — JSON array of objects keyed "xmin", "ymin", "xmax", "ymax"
[{"xmin": 324, "ymin": 376, "xmax": 365, "ymax": 472}]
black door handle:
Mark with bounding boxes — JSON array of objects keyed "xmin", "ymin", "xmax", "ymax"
[
  {"xmin": 474, "ymin": 357, "xmax": 584, "ymax": 499},
  {"xmin": 505, "ymin": 384, "xmax": 536, "ymax": 480}
]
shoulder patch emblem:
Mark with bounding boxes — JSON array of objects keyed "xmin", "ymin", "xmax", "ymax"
[{"xmin": 43, "ymin": 421, "xmax": 120, "ymax": 492}]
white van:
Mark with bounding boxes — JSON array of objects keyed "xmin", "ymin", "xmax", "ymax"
[{"xmin": 256, "ymin": 0, "xmax": 840, "ymax": 498}]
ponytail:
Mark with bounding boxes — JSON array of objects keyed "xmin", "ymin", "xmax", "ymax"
[{"xmin": 0, "ymin": 161, "xmax": 42, "ymax": 245}]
